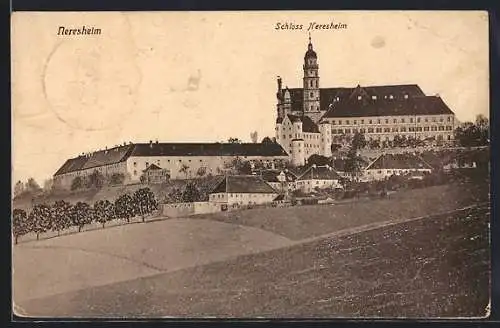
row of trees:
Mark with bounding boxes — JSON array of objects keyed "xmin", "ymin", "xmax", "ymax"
[{"xmin": 12, "ymin": 187, "xmax": 158, "ymax": 244}]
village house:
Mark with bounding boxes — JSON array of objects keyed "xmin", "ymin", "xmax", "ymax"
[
  {"xmin": 260, "ymin": 169, "xmax": 298, "ymax": 194},
  {"xmin": 295, "ymin": 164, "xmax": 343, "ymax": 193},
  {"xmin": 362, "ymin": 153, "xmax": 433, "ymax": 181},
  {"xmin": 142, "ymin": 164, "xmax": 170, "ymax": 184},
  {"xmin": 208, "ymin": 175, "xmax": 278, "ymax": 207}
]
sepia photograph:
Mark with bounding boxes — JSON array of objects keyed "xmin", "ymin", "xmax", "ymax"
[{"xmin": 11, "ymin": 10, "xmax": 490, "ymax": 318}]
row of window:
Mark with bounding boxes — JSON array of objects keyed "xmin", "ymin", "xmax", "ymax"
[
  {"xmin": 332, "ymin": 125, "xmax": 453, "ymax": 134},
  {"xmin": 365, "ymin": 134, "xmax": 452, "ymax": 141},
  {"xmin": 330, "ymin": 116, "xmax": 452, "ymax": 125}
]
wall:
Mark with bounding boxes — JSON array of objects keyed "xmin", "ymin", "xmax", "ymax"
[
  {"xmin": 53, "ymin": 161, "xmax": 129, "ymax": 190},
  {"xmin": 209, "ymin": 192, "xmax": 277, "ymax": 206},
  {"xmin": 126, "ymin": 155, "xmax": 288, "ymax": 182},
  {"xmin": 160, "ymin": 201, "xmax": 221, "ymax": 217}
]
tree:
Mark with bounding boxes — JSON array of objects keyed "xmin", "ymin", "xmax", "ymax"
[
  {"xmin": 29, "ymin": 204, "xmax": 52, "ymax": 240},
  {"xmin": 13, "ymin": 209, "xmax": 28, "ymax": 244},
  {"xmin": 352, "ymin": 132, "xmax": 367, "ymax": 150},
  {"xmin": 115, "ymin": 193, "xmax": 135, "ymax": 223},
  {"xmin": 307, "ymin": 154, "xmax": 330, "ymax": 166},
  {"xmin": 455, "ymin": 115, "xmax": 489, "ymax": 147},
  {"xmin": 71, "ymin": 176, "xmax": 83, "ymax": 191},
  {"xmin": 262, "ymin": 136, "xmax": 274, "ymax": 144},
  {"xmin": 14, "ymin": 181, "xmax": 25, "ymax": 198},
  {"xmin": 133, "ymin": 188, "xmax": 158, "ymax": 222},
  {"xmin": 167, "ymin": 187, "xmax": 183, "ymax": 203},
  {"xmin": 109, "ymin": 173, "xmax": 125, "ymax": 186},
  {"xmin": 196, "ymin": 166, "xmax": 207, "ymax": 177},
  {"xmin": 26, "ymin": 178, "xmax": 42, "ymax": 194},
  {"xmin": 250, "ymin": 131, "xmax": 258, "ymax": 143},
  {"xmin": 179, "ymin": 164, "xmax": 190, "ymax": 179},
  {"xmin": 51, "ymin": 200, "xmax": 73, "ymax": 236},
  {"xmin": 331, "ymin": 143, "xmax": 342, "ymax": 153},
  {"xmin": 181, "ymin": 182, "xmax": 202, "ymax": 202},
  {"xmin": 85, "ymin": 170, "xmax": 106, "ymax": 189},
  {"xmin": 70, "ymin": 202, "xmax": 92, "ymax": 232},
  {"xmin": 94, "ymin": 200, "xmax": 115, "ymax": 228},
  {"xmin": 227, "ymin": 137, "xmax": 242, "ymax": 144},
  {"xmin": 224, "ymin": 156, "xmax": 252, "ymax": 175},
  {"xmin": 43, "ymin": 179, "xmax": 54, "ymax": 192},
  {"xmin": 368, "ymin": 139, "xmax": 380, "ymax": 149}
]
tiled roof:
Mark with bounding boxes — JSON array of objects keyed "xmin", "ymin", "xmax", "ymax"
[
  {"xmin": 210, "ymin": 175, "xmax": 277, "ymax": 194},
  {"xmin": 54, "ymin": 145, "xmax": 133, "ymax": 176},
  {"xmin": 143, "ymin": 163, "xmax": 163, "ymax": 172},
  {"xmin": 130, "ymin": 143, "xmax": 288, "ymax": 157},
  {"xmin": 286, "ymin": 84, "xmax": 425, "ymax": 114},
  {"xmin": 260, "ymin": 169, "xmax": 298, "ymax": 183},
  {"xmin": 364, "ymin": 153, "xmax": 434, "ymax": 170},
  {"xmin": 54, "ymin": 143, "xmax": 288, "ymax": 176},
  {"xmin": 297, "ymin": 165, "xmax": 341, "ymax": 181},
  {"xmin": 323, "ymin": 95, "xmax": 454, "ymax": 118}
]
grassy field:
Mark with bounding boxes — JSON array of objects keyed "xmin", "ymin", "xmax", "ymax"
[
  {"xmin": 194, "ymin": 182, "xmax": 489, "ymax": 240},
  {"xmin": 21, "ymin": 204, "xmax": 490, "ymax": 318}
]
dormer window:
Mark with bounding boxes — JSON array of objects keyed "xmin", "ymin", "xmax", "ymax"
[
  {"xmin": 389, "ymin": 95, "xmax": 394, "ymax": 99},
  {"xmin": 404, "ymin": 94, "xmax": 409, "ymax": 99},
  {"xmin": 372, "ymin": 95, "xmax": 377, "ymax": 100},
  {"xmin": 357, "ymin": 95, "xmax": 362, "ymax": 100}
]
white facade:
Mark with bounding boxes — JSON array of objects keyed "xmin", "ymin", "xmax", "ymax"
[
  {"xmin": 362, "ymin": 168, "xmax": 432, "ymax": 182},
  {"xmin": 209, "ymin": 192, "xmax": 277, "ymax": 206},
  {"xmin": 325, "ymin": 113, "xmax": 456, "ymax": 144},
  {"xmin": 295, "ymin": 178, "xmax": 342, "ymax": 194}
]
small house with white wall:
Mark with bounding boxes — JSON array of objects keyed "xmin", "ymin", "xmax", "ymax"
[
  {"xmin": 208, "ymin": 175, "xmax": 278, "ymax": 206},
  {"xmin": 260, "ymin": 169, "xmax": 298, "ymax": 193},
  {"xmin": 295, "ymin": 164, "xmax": 343, "ymax": 193},
  {"xmin": 362, "ymin": 153, "xmax": 433, "ymax": 181}
]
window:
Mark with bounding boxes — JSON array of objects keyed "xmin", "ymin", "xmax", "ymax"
[
  {"xmin": 346, "ymin": 120, "xmax": 350, "ymax": 125},
  {"xmin": 389, "ymin": 95, "xmax": 394, "ymax": 99},
  {"xmin": 372, "ymin": 95, "xmax": 377, "ymax": 100},
  {"xmin": 401, "ymin": 118, "xmax": 405, "ymax": 123},
  {"xmin": 404, "ymin": 94, "xmax": 409, "ymax": 99},
  {"xmin": 384, "ymin": 128, "xmax": 390, "ymax": 132},
  {"xmin": 438, "ymin": 126, "xmax": 445, "ymax": 131},
  {"xmin": 385, "ymin": 119, "xmax": 389, "ymax": 124},
  {"xmin": 369, "ymin": 119, "xmax": 372, "ymax": 124},
  {"xmin": 377, "ymin": 119, "xmax": 381, "ymax": 124},
  {"xmin": 354, "ymin": 120, "xmax": 357, "ymax": 124},
  {"xmin": 447, "ymin": 116, "xmax": 451, "ymax": 122},
  {"xmin": 446, "ymin": 126, "xmax": 453, "ymax": 131},
  {"xmin": 392, "ymin": 127, "xmax": 398, "ymax": 132},
  {"xmin": 133, "ymin": 162, "xmax": 137, "ymax": 167},
  {"xmin": 410, "ymin": 118, "xmax": 414, "ymax": 123},
  {"xmin": 424, "ymin": 126, "xmax": 429, "ymax": 131},
  {"xmin": 289, "ymin": 134, "xmax": 292, "ymax": 138},
  {"xmin": 393, "ymin": 119, "xmax": 397, "ymax": 123},
  {"xmin": 416, "ymin": 127, "xmax": 422, "ymax": 132},
  {"xmin": 432, "ymin": 117, "xmax": 437, "ymax": 122},
  {"xmin": 440, "ymin": 117, "xmax": 444, "ymax": 122},
  {"xmin": 368, "ymin": 128, "xmax": 374, "ymax": 133},
  {"xmin": 358, "ymin": 95, "xmax": 362, "ymax": 100},
  {"xmin": 310, "ymin": 92, "xmax": 313, "ymax": 98},
  {"xmin": 179, "ymin": 159, "xmax": 182, "ymax": 162},
  {"xmin": 361, "ymin": 119, "xmax": 365, "ymax": 124},
  {"xmin": 424, "ymin": 118, "xmax": 428, "ymax": 122},
  {"xmin": 400, "ymin": 127, "xmax": 407, "ymax": 132},
  {"xmin": 145, "ymin": 162, "xmax": 149, "ymax": 167},
  {"xmin": 133, "ymin": 170, "xmax": 137, "ymax": 176},
  {"xmin": 338, "ymin": 120, "xmax": 342, "ymax": 125}
]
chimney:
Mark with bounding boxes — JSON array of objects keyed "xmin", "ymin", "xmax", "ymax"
[
  {"xmin": 155, "ymin": 139, "xmax": 159, "ymax": 144},
  {"xmin": 149, "ymin": 140, "xmax": 153, "ymax": 148}
]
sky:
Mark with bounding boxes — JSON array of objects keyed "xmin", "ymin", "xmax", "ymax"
[{"xmin": 11, "ymin": 11, "xmax": 489, "ymax": 185}]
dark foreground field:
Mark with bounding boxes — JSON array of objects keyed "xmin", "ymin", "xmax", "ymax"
[{"xmin": 22, "ymin": 204, "xmax": 490, "ymax": 318}]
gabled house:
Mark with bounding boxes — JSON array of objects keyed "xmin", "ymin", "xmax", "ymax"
[
  {"xmin": 260, "ymin": 169, "xmax": 298, "ymax": 193},
  {"xmin": 142, "ymin": 163, "xmax": 170, "ymax": 184},
  {"xmin": 295, "ymin": 164, "xmax": 343, "ymax": 193},
  {"xmin": 208, "ymin": 175, "xmax": 278, "ymax": 206},
  {"xmin": 362, "ymin": 153, "xmax": 433, "ymax": 181}
]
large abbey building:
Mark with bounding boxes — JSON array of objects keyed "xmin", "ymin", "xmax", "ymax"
[{"xmin": 275, "ymin": 36, "xmax": 458, "ymax": 166}]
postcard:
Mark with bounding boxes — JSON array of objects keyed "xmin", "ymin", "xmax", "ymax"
[{"xmin": 11, "ymin": 10, "xmax": 490, "ymax": 318}]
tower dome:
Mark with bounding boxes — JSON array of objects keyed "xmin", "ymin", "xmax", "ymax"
[{"xmin": 304, "ymin": 34, "xmax": 317, "ymax": 59}]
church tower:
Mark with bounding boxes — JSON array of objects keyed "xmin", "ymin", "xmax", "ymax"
[{"xmin": 303, "ymin": 34, "xmax": 321, "ymax": 121}]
